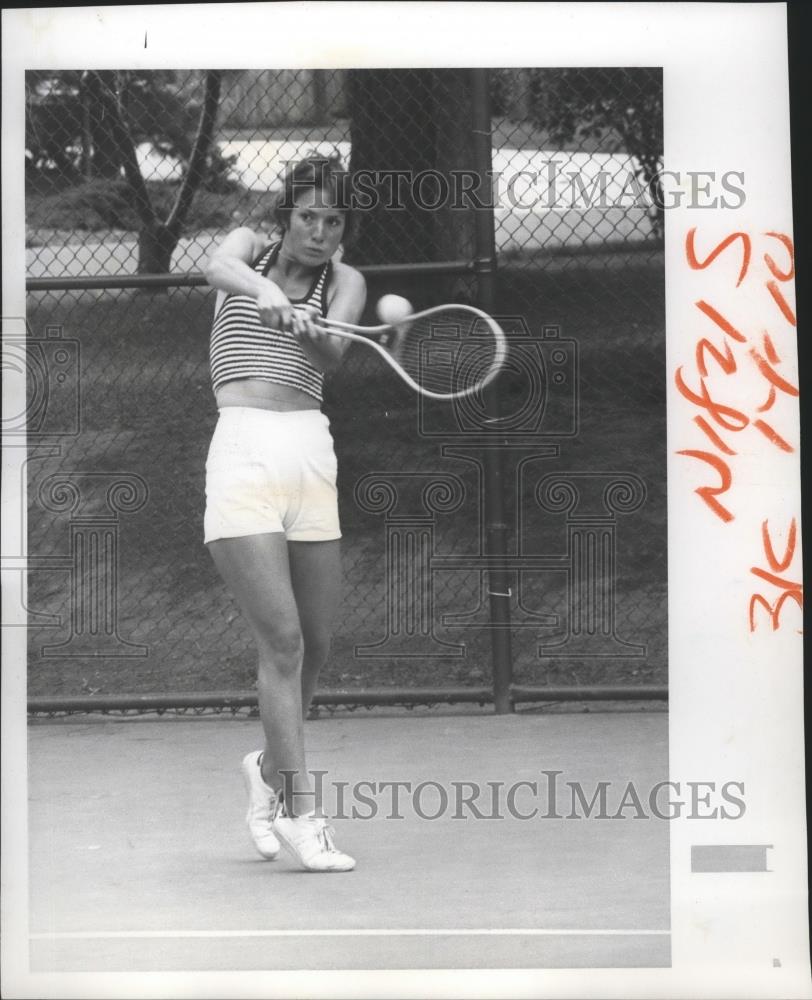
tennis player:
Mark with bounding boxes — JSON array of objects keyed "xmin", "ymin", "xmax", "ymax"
[{"xmin": 204, "ymin": 156, "xmax": 366, "ymax": 871}]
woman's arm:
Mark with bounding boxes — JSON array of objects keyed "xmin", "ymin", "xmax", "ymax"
[
  {"xmin": 296, "ymin": 263, "xmax": 367, "ymax": 373},
  {"xmin": 205, "ymin": 227, "xmax": 265, "ymax": 296},
  {"xmin": 205, "ymin": 227, "xmax": 298, "ymax": 331}
]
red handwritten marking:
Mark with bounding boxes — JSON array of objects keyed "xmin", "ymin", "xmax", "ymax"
[
  {"xmin": 675, "ymin": 368, "xmax": 749, "ymax": 431},
  {"xmin": 762, "ymin": 332, "xmax": 779, "ymax": 364},
  {"xmin": 696, "ymin": 338, "xmax": 737, "ymax": 378},
  {"xmin": 680, "ymin": 230, "xmax": 798, "ymax": 534},
  {"xmin": 694, "ymin": 415, "xmax": 737, "ymax": 455},
  {"xmin": 750, "ymin": 566, "xmax": 802, "ymax": 590},
  {"xmin": 749, "ymin": 334, "xmax": 798, "ymax": 420},
  {"xmin": 749, "ymin": 589, "xmax": 803, "ymax": 632},
  {"xmin": 676, "ymin": 449, "xmax": 734, "ymax": 523},
  {"xmin": 766, "ymin": 280, "xmax": 797, "ymax": 327},
  {"xmin": 685, "ymin": 228, "xmax": 751, "ymax": 286},
  {"xmin": 752, "ymin": 419, "xmax": 793, "ymax": 453},
  {"xmin": 749, "ymin": 515, "xmax": 803, "ymax": 633},
  {"xmin": 763, "ymin": 232, "xmax": 794, "ymax": 281},
  {"xmin": 761, "ymin": 517, "xmax": 797, "ymax": 573},
  {"xmin": 695, "ymin": 300, "xmax": 747, "ymax": 342},
  {"xmin": 756, "ymin": 387, "xmax": 776, "ymax": 413},
  {"xmin": 748, "ymin": 345, "xmax": 799, "ymax": 397}
]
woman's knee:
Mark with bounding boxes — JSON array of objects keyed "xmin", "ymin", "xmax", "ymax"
[
  {"xmin": 255, "ymin": 624, "xmax": 304, "ymax": 678},
  {"xmin": 302, "ymin": 630, "xmax": 331, "ymax": 668}
]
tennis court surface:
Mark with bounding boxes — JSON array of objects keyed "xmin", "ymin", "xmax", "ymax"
[{"xmin": 28, "ymin": 710, "xmax": 669, "ymax": 972}]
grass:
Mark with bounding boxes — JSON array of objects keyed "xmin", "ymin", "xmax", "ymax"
[{"xmin": 25, "ymin": 254, "xmax": 666, "ymax": 700}]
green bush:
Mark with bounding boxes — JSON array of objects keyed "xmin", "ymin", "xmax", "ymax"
[
  {"xmin": 32, "ymin": 179, "xmax": 138, "ymax": 230},
  {"xmin": 27, "ymin": 179, "xmax": 171, "ymax": 231}
]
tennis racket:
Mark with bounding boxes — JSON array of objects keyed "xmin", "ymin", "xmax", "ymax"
[{"xmin": 306, "ymin": 304, "xmax": 508, "ymax": 401}]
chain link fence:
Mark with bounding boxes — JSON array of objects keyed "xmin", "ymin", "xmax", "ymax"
[
  {"xmin": 21, "ymin": 68, "xmax": 666, "ymax": 710},
  {"xmin": 487, "ymin": 68, "xmax": 667, "ymax": 692}
]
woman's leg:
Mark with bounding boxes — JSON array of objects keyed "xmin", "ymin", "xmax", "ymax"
[
  {"xmin": 288, "ymin": 539, "xmax": 342, "ymax": 717},
  {"xmin": 208, "ymin": 532, "xmax": 312, "ymax": 812}
]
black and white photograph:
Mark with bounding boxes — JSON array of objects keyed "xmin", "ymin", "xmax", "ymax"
[{"xmin": 2, "ymin": 4, "xmax": 808, "ymax": 997}]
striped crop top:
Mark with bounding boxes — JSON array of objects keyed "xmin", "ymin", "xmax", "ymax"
[{"xmin": 209, "ymin": 242, "xmax": 332, "ymax": 402}]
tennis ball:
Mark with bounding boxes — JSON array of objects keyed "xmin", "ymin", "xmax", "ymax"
[{"xmin": 376, "ymin": 294, "xmax": 413, "ymax": 325}]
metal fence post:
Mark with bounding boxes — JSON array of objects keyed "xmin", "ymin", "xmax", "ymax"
[{"xmin": 470, "ymin": 68, "xmax": 513, "ymax": 714}]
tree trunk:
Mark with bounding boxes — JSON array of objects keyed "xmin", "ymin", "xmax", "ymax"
[
  {"xmin": 82, "ymin": 71, "xmax": 124, "ymax": 179},
  {"xmin": 137, "ymin": 222, "xmax": 178, "ymax": 274},
  {"xmin": 431, "ymin": 70, "xmax": 478, "ymax": 302},
  {"xmin": 137, "ymin": 70, "xmax": 223, "ymax": 273},
  {"xmin": 164, "ymin": 71, "xmax": 222, "ymax": 236},
  {"xmin": 81, "ymin": 90, "xmax": 94, "ymax": 182},
  {"xmin": 85, "ymin": 70, "xmax": 222, "ymax": 274},
  {"xmin": 347, "ymin": 69, "xmax": 478, "ymax": 304},
  {"xmin": 311, "ymin": 69, "xmax": 327, "ymax": 123},
  {"xmin": 347, "ymin": 69, "xmax": 439, "ymax": 266}
]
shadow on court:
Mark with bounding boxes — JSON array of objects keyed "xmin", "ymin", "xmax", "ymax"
[{"xmin": 28, "ymin": 711, "xmax": 670, "ymax": 972}]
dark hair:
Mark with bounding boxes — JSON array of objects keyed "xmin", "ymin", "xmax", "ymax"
[{"xmin": 273, "ymin": 155, "xmax": 353, "ymax": 240}]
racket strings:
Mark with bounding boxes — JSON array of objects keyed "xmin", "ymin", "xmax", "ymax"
[{"xmin": 386, "ymin": 311, "xmax": 502, "ymax": 396}]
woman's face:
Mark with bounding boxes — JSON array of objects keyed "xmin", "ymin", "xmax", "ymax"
[{"xmin": 283, "ymin": 187, "xmax": 346, "ymax": 266}]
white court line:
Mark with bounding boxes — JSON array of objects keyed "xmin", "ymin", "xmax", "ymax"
[{"xmin": 31, "ymin": 929, "xmax": 669, "ymax": 940}]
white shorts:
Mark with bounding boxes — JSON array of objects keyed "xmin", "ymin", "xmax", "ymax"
[{"xmin": 204, "ymin": 407, "xmax": 341, "ymax": 544}]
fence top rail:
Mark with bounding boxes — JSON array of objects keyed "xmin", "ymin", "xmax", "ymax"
[{"xmin": 25, "ymin": 259, "xmax": 478, "ymax": 293}]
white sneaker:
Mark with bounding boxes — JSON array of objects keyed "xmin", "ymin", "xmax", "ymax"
[
  {"xmin": 241, "ymin": 750, "xmax": 281, "ymax": 860},
  {"xmin": 273, "ymin": 804, "xmax": 356, "ymax": 872}
]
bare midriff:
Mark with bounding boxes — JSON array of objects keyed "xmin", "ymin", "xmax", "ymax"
[{"xmin": 215, "ymin": 378, "xmax": 320, "ymax": 412}]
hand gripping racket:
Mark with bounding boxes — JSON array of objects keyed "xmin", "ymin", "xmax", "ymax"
[{"xmin": 310, "ymin": 304, "xmax": 508, "ymax": 401}]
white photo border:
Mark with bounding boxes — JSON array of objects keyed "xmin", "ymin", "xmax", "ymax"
[{"xmin": 2, "ymin": 4, "xmax": 808, "ymax": 998}]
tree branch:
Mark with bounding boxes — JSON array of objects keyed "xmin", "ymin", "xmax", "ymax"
[
  {"xmin": 91, "ymin": 71, "xmax": 156, "ymax": 228},
  {"xmin": 166, "ymin": 71, "xmax": 222, "ymax": 235}
]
